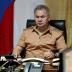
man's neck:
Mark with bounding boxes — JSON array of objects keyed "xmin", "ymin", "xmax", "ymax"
[{"xmin": 37, "ymin": 25, "xmax": 49, "ymax": 33}]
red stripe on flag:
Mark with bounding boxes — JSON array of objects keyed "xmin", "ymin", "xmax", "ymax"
[{"xmin": 0, "ymin": 1, "xmax": 14, "ymax": 55}]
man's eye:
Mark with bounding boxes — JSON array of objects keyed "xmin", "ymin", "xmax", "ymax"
[
  {"xmin": 36, "ymin": 16, "xmax": 39, "ymax": 18},
  {"xmin": 41, "ymin": 16, "xmax": 45, "ymax": 18}
]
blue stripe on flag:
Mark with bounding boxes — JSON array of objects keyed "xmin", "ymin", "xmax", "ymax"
[{"xmin": 0, "ymin": 0, "xmax": 14, "ymax": 22}]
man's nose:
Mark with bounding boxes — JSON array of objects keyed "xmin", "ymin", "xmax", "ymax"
[{"xmin": 38, "ymin": 17, "xmax": 42, "ymax": 22}]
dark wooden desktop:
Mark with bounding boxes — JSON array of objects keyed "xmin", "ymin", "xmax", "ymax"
[{"xmin": 42, "ymin": 64, "xmax": 59, "ymax": 72}]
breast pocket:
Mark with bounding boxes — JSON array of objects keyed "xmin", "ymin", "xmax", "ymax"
[{"xmin": 43, "ymin": 37, "xmax": 56, "ymax": 45}]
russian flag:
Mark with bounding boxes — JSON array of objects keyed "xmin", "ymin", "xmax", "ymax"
[
  {"xmin": 0, "ymin": 0, "xmax": 14, "ymax": 55},
  {"xmin": 0, "ymin": 0, "xmax": 45, "ymax": 55}
]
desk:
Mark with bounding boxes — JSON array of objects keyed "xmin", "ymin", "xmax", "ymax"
[
  {"xmin": 16, "ymin": 63, "xmax": 59, "ymax": 72},
  {"xmin": 0, "ymin": 61, "xmax": 59, "ymax": 72},
  {"xmin": 42, "ymin": 64, "xmax": 59, "ymax": 72}
]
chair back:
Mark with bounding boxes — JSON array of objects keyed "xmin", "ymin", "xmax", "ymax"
[{"xmin": 26, "ymin": 19, "xmax": 67, "ymax": 43}]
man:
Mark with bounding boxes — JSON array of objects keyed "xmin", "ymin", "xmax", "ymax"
[{"xmin": 13, "ymin": 5, "xmax": 67, "ymax": 60}]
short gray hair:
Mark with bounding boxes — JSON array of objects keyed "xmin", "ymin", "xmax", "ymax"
[{"xmin": 34, "ymin": 5, "xmax": 50, "ymax": 16}]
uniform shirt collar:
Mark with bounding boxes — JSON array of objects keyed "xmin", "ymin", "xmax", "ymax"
[{"xmin": 32, "ymin": 25, "xmax": 52, "ymax": 36}]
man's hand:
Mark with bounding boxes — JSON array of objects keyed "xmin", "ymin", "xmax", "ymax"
[{"xmin": 44, "ymin": 50, "xmax": 54, "ymax": 59}]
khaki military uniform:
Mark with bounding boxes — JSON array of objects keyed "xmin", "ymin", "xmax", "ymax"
[{"xmin": 13, "ymin": 25, "xmax": 67, "ymax": 59}]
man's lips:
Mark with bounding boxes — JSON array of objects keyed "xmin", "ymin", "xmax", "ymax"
[{"xmin": 38, "ymin": 23, "xmax": 43, "ymax": 24}]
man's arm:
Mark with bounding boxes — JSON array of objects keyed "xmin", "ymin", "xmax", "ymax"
[
  {"xmin": 56, "ymin": 33, "xmax": 67, "ymax": 52},
  {"xmin": 13, "ymin": 46, "xmax": 23, "ymax": 58},
  {"xmin": 13, "ymin": 29, "xmax": 26, "ymax": 58}
]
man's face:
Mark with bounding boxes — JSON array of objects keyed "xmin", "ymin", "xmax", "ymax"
[{"xmin": 34, "ymin": 9, "xmax": 50, "ymax": 27}]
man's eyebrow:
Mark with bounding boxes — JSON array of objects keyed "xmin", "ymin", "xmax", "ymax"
[{"xmin": 35, "ymin": 15, "xmax": 45, "ymax": 17}]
